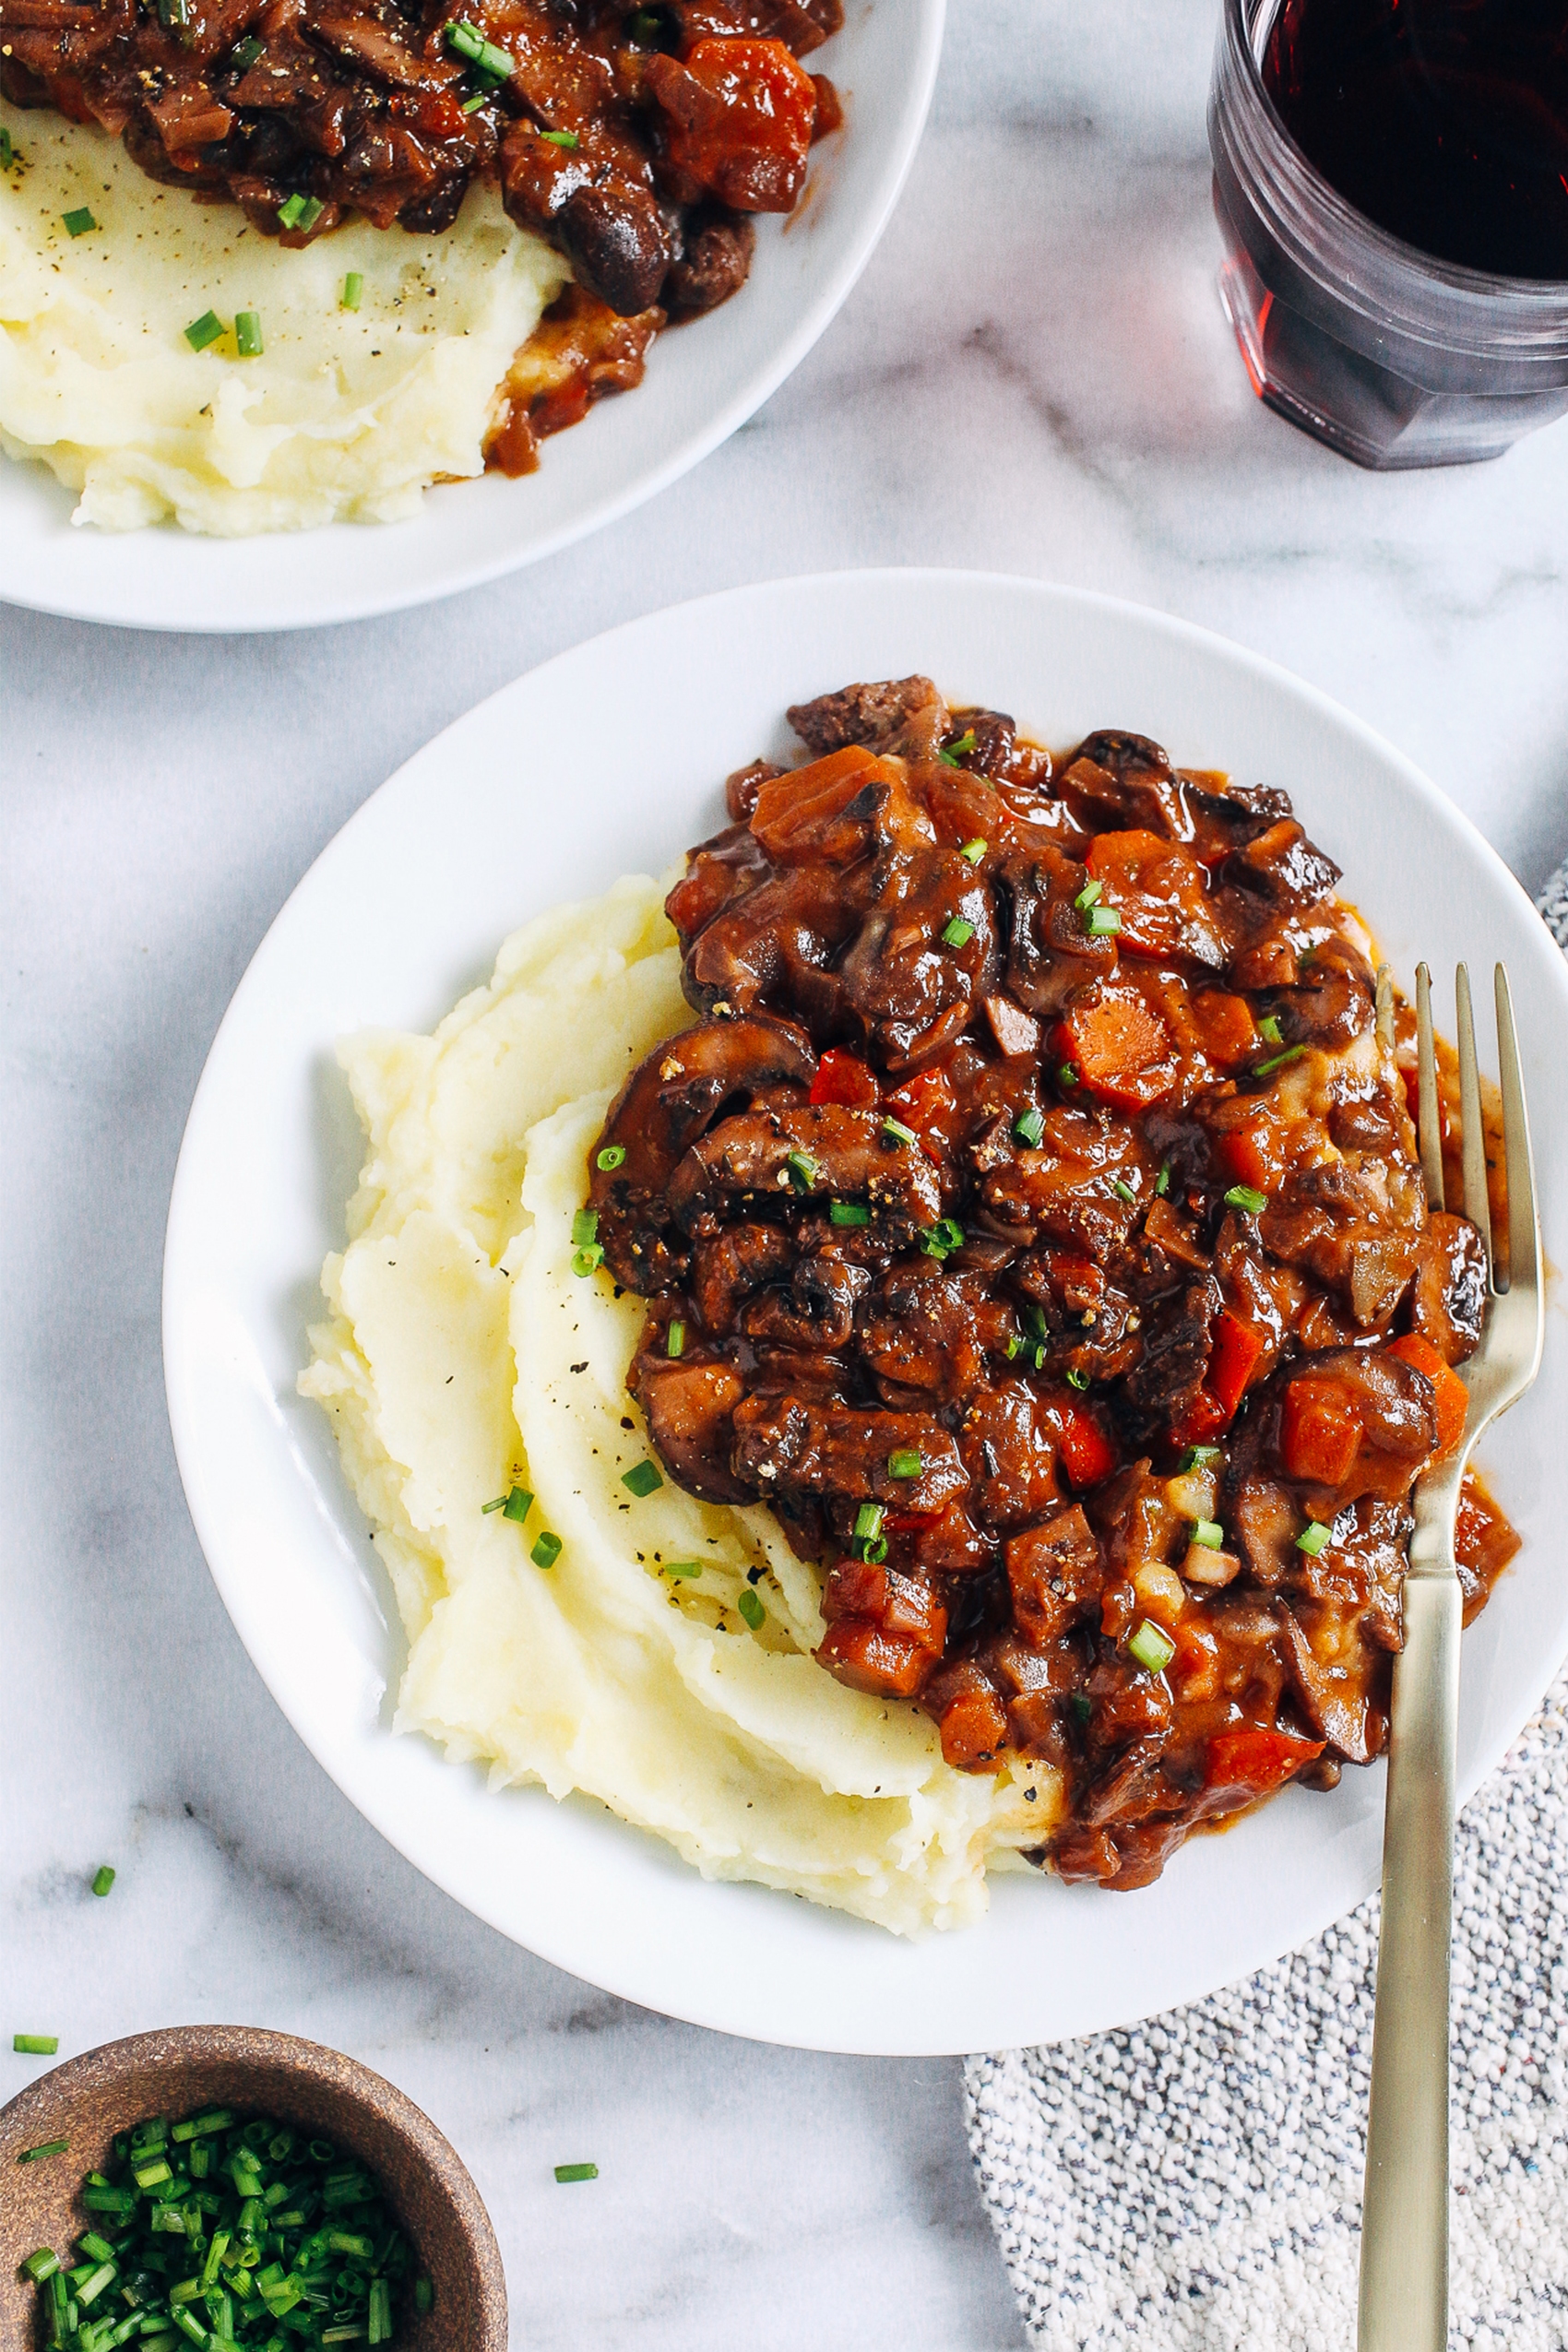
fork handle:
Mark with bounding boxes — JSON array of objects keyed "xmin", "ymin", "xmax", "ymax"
[{"xmin": 1358, "ymin": 1571, "xmax": 1461, "ymax": 2352}]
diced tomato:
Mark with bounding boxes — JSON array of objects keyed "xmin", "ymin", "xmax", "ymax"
[
  {"xmin": 1388, "ymin": 1333, "xmax": 1469, "ymax": 1459},
  {"xmin": 1208, "ymin": 1313, "xmax": 1264, "ymax": 1420},
  {"xmin": 749, "ymin": 744, "xmax": 882, "ymax": 862},
  {"xmin": 1055, "ymin": 986, "xmax": 1175, "ymax": 1111},
  {"xmin": 1193, "ymin": 991, "xmax": 1258, "ymax": 1069},
  {"xmin": 647, "ymin": 38, "xmax": 817, "ymax": 213},
  {"xmin": 1202, "ymin": 1726, "xmax": 1324, "ymax": 1801},
  {"xmin": 1057, "ymin": 1402, "xmax": 1118, "ymax": 1489},
  {"xmin": 815, "ymin": 1619, "xmax": 934, "ymax": 1699},
  {"xmin": 1086, "ymin": 829, "xmax": 1218, "ymax": 961},
  {"xmin": 1280, "ymin": 1377, "xmax": 1363, "ymax": 1486},
  {"xmin": 810, "ymin": 1048, "xmax": 878, "ymax": 1110}
]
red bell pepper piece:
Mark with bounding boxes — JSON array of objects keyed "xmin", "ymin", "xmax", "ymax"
[{"xmin": 810, "ymin": 1048, "xmax": 879, "ymax": 1110}]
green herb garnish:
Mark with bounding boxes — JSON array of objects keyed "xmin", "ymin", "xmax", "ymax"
[
  {"xmin": 1014, "ymin": 1106, "xmax": 1045, "ymax": 1147},
  {"xmin": 62, "ymin": 208, "xmax": 96, "ymax": 237},
  {"xmin": 1224, "ymin": 1183, "xmax": 1268, "ymax": 1215},
  {"xmin": 553, "ymin": 2162, "xmax": 598, "ymax": 2183},
  {"xmin": 530, "ymin": 1530, "xmax": 563, "ymax": 1568},
  {"xmin": 1297, "ymin": 1520, "xmax": 1332, "ymax": 1556},
  {"xmin": 959, "ymin": 837, "xmax": 987, "ymax": 864},
  {"xmin": 937, "ymin": 729, "xmax": 978, "ymax": 767},
  {"xmin": 622, "ymin": 1460, "xmax": 663, "ymax": 1497},
  {"xmin": 886, "ymin": 1448, "xmax": 923, "ymax": 1479},
  {"xmin": 445, "ymin": 17, "xmax": 515, "ymax": 77},
  {"xmin": 596, "ymin": 1143, "xmax": 625, "ymax": 1170},
  {"xmin": 737, "ymin": 1588, "xmax": 766, "ymax": 1631},
  {"xmin": 234, "ymin": 308, "xmax": 263, "ymax": 356},
  {"xmin": 829, "ymin": 1200, "xmax": 870, "ymax": 1226},
  {"xmin": 941, "ymin": 916, "xmax": 975, "ymax": 948},
  {"xmin": 1127, "ymin": 1619, "xmax": 1176, "ymax": 1674},
  {"xmin": 184, "ymin": 309, "xmax": 223, "ymax": 351},
  {"xmin": 89, "ymin": 1865, "xmax": 115, "ymax": 1898},
  {"xmin": 14, "ymin": 2034, "xmax": 59, "ymax": 2055},
  {"xmin": 540, "ymin": 127, "xmax": 580, "ymax": 148},
  {"xmin": 277, "ymin": 192, "xmax": 323, "ymax": 232},
  {"xmin": 666, "ymin": 1320, "xmax": 685, "ymax": 1358}
]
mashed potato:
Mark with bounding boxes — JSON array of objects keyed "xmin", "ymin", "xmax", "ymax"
[
  {"xmin": 0, "ymin": 101, "xmax": 566, "ymax": 532},
  {"xmin": 300, "ymin": 875, "xmax": 1063, "ymax": 1936}
]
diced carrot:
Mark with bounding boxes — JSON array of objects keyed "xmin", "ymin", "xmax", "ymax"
[
  {"xmin": 1218, "ymin": 1124, "xmax": 1274, "ymax": 1194},
  {"xmin": 810, "ymin": 1048, "xmax": 879, "ymax": 1109},
  {"xmin": 1207, "ymin": 1313, "xmax": 1264, "ymax": 1420},
  {"xmin": 1388, "ymin": 1332, "xmax": 1468, "ymax": 1459},
  {"xmin": 815, "ymin": 1619, "xmax": 933, "ymax": 1699},
  {"xmin": 1086, "ymin": 829, "xmax": 1216, "ymax": 960},
  {"xmin": 1058, "ymin": 1402, "xmax": 1119, "ymax": 1489},
  {"xmin": 750, "ymin": 744, "xmax": 882, "ymax": 861},
  {"xmin": 1193, "ymin": 992, "xmax": 1258, "ymax": 1069},
  {"xmin": 1202, "ymin": 1726, "xmax": 1323, "ymax": 1800},
  {"xmin": 1169, "ymin": 1391, "xmax": 1228, "ymax": 1447},
  {"xmin": 884, "ymin": 1065, "xmax": 958, "ymax": 1157},
  {"xmin": 1055, "ymin": 985, "xmax": 1175, "ymax": 1111},
  {"xmin": 1280, "ymin": 1377, "xmax": 1363, "ymax": 1485}
]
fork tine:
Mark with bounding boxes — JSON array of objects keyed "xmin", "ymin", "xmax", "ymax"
[
  {"xmin": 1415, "ymin": 962, "xmax": 1444, "ymax": 1212},
  {"xmin": 1455, "ymin": 963, "xmax": 1492, "ymax": 1277},
  {"xmin": 1493, "ymin": 965, "xmax": 1541, "ymax": 1323}
]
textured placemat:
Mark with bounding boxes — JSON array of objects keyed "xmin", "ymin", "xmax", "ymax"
[{"xmin": 965, "ymin": 869, "xmax": 1568, "ymax": 2351}]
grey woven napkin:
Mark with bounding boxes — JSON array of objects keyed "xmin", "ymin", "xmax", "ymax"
[{"xmin": 965, "ymin": 866, "xmax": 1568, "ymax": 2351}]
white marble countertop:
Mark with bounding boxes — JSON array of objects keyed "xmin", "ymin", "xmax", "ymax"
[{"xmin": 6, "ymin": 4, "xmax": 1568, "ymax": 2346}]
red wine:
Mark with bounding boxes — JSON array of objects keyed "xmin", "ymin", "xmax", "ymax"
[{"xmin": 1262, "ymin": 0, "xmax": 1568, "ymax": 279}]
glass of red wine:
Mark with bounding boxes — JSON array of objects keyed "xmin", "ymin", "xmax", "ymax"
[{"xmin": 1209, "ymin": 0, "xmax": 1568, "ymax": 468}]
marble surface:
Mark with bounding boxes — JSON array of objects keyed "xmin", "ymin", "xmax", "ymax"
[{"xmin": 6, "ymin": 4, "xmax": 1568, "ymax": 2346}]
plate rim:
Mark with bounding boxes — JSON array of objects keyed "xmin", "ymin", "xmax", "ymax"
[
  {"xmin": 162, "ymin": 566, "xmax": 1568, "ymax": 2050},
  {"xmin": 0, "ymin": 0, "xmax": 944, "ymax": 636}
]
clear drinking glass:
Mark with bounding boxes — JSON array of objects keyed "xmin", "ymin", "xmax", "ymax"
[{"xmin": 1208, "ymin": 0, "xmax": 1568, "ymax": 469}]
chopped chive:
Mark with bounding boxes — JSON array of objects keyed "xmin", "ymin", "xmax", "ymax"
[
  {"xmin": 1005, "ymin": 1334, "xmax": 1024, "ymax": 1360},
  {"xmin": 540, "ymin": 127, "xmax": 580, "ymax": 147},
  {"xmin": 861, "ymin": 1534, "xmax": 888, "ymax": 1563},
  {"xmin": 502, "ymin": 1486, "xmax": 533, "ymax": 1523},
  {"xmin": 622, "ymin": 1459, "xmax": 663, "ymax": 1497},
  {"xmin": 184, "ymin": 310, "xmax": 223, "ymax": 351},
  {"xmin": 276, "ymin": 192, "xmax": 323, "ymax": 231},
  {"xmin": 1086, "ymin": 904, "xmax": 1123, "ymax": 936},
  {"xmin": 1064, "ymin": 1367, "xmax": 1088, "ymax": 1391},
  {"xmin": 941, "ymin": 916, "xmax": 975, "ymax": 948},
  {"xmin": 481, "ymin": 1495, "xmax": 506, "ymax": 1513},
  {"xmin": 231, "ymin": 33, "xmax": 262, "ymax": 65},
  {"xmin": 596, "ymin": 1143, "xmax": 625, "ymax": 1170},
  {"xmin": 340, "ymin": 270, "xmax": 364, "ymax": 310},
  {"xmin": 445, "ymin": 18, "xmax": 515, "ymax": 77},
  {"xmin": 882, "ymin": 1117, "xmax": 919, "ymax": 1146},
  {"xmin": 415, "ymin": 2280, "xmax": 434, "ymax": 2314},
  {"xmin": 18, "ymin": 2140, "xmax": 70, "ymax": 2162},
  {"xmin": 1257, "ymin": 1014, "xmax": 1283, "ymax": 1044},
  {"xmin": 1127, "ymin": 1618, "xmax": 1177, "ymax": 1674},
  {"xmin": 21, "ymin": 2250, "xmax": 60, "ymax": 2283},
  {"xmin": 1057, "ymin": 1062, "xmax": 1080, "ymax": 1087},
  {"xmin": 1015, "ymin": 1106, "xmax": 1045, "ymax": 1147},
  {"xmin": 571, "ymin": 1207, "xmax": 599, "ymax": 1247},
  {"xmin": 368, "ymin": 2278, "xmax": 394, "ymax": 2346},
  {"xmin": 854, "ymin": 1502, "xmax": 885, "ymax": 1543},
  {"xmin": 77, "ymin": 2232, "xmax": 114, "ymax": 2263},
  {"xmin": 829, "ymin": 1200, "xmax": 870, "ymax": 1226},
  {"xmin": 1178, "ymin": 1444, "xmax": 1222, "ymax": 1470},
  {"xmin": 1155, "ymin": 1160, "xmax": 1170, "ymax": 1195},
  {"xmin": 571, "ymin": 1245, "xmax": 604, "ymax": 1276},
  {"xmin": 1224, "ymin": 1183, "xmax": 1268, "ymax": 1215},
  {"xmin": 1074, "ymin": 878, "xmax": 1102, "ymax": 910},
  {"xmin": 666, "ymin": 1320, "xmax": 685, "ymax": 1358},
  {"xmin": 62, "ymin": 207, "xmax": 97, "ymax": 236},
  {"xmin": 234, "ymin": 310, "xmax": 263, "ymax": 357},
  {"xmin": 0, "ymin": 127, "xmax": 14, "ymax": 167},
  {"xmin": 1297, "ymin": 1520, "xmax": 1332, "ymax": 1556},
  {"xmin": 553, "ymin": 2162, "xmax": 599, "ymax": 2183},
  {"xmin": 1113, "ymin": 1179, "xmax": 1136, "ymax": 1204},
  {"xmin": 1254, "ymin": 1044, "xmax": 1306, "ymax": 1075},
  {"xmin": 1191, "ymin": 1519, "xmax": 1225, "ymax": 1550},
  {"xmin": 14, "ymin": 2035, "xmax": 59, "ymax": 2055},
  {"xmin": 461, "ymin": 89, "xmax": 488, "ymax": 109},
  {"xmin": 784, "ymin": 1147, "xmax": 819, "ymax": 1194},
  {"xmin": 77, "ymin": 2260, "xmax": 116, "ymax": 2306},
  {"xmin": 89, "ymin": 1864, "xmax": 115, "ymax": 1897},
  {"xmin": 1067, "ymin": 1691, "xmax": 1093, "ymax": 1726},
  {"xmin": 937, "ymin": 730, "xmax": 978, "ymax": 766},
  {"xmin": 737, "ymin": 1588, "xmax": 766, "ymax": 1631},
  {"xmin": 664, "ymin": 1560, "xmax": 703, "ymax": 1578},
  {"xmin": 133, "ymin": 2158, "xmax": 172, "ymax": 2189},
  {"xmin": 886, "ymin": 1448, "xmax": 923, "ymax": 1479},
  {"xmin": 530, "ymin": 1531, "xmax": 562, "ymax": 1569},
  {"xmin": 921, "ymin": 1217, "xmax": 966, "ymax": 1260},
  {"xmin": 959, "ymin": 837, "xmax": 987, "ymax": 864}
]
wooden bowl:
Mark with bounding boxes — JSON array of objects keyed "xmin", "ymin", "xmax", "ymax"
[{"xmin": 0, "ymin": 2025, "xmax": 505, "ymax": 2349}]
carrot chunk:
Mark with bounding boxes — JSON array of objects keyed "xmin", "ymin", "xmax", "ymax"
[
  {"xmin": 1388, "ymin": 1332, "xmax": 1469, "ymax": 1459},
  {"xmin": 1056, "ymin": 984, "xmax": 1175, "ymax": 1110},
  {"xmin": 1057, "ymin": 1401, "xmax": 1118, "ymax": 1488},
  {"xmin": 1202, "ymin": 1726, "xmax": 1324, "ymax": 1801},
  {"xmin": 815, "ymin": 1619, "xmax": 934, "ymax": 1699},
  {"xmin": 1280, "ymin": 1377, "xmax": 1363, "ymax": 1485},
  {"xmin": 1086, "ymin": 829, "xmax": 1218, "ymax": 961},
  {"xmin": 1207, "ymin": 1313, "xmax": 1264, "ymax": 1420},
  {"xmin": 749, "ymin": 744, "xmax": 882, "ymax": 861}
]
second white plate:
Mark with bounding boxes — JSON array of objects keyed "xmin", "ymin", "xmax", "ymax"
[
  {"xmin": 1, "ymin": 3, "xmax": 941, "ymax": 634},
  {"xmin": 164, "ymin": 570, "xmax": 1568, "ymax": 2052}
]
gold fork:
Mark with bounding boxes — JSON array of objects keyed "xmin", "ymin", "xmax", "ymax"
[{"xmin": 1358, "ymin": 963, "xmax": 1545, "ymax": 2352}]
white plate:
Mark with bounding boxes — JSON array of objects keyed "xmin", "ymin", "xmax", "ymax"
[
  {"xmin": 163, "ymin": 571, "xmax": 1568, "ymax": 2054},
  {"xmin": 0, "ymin": 5, "xmax": 940, "ymax": 635}
]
